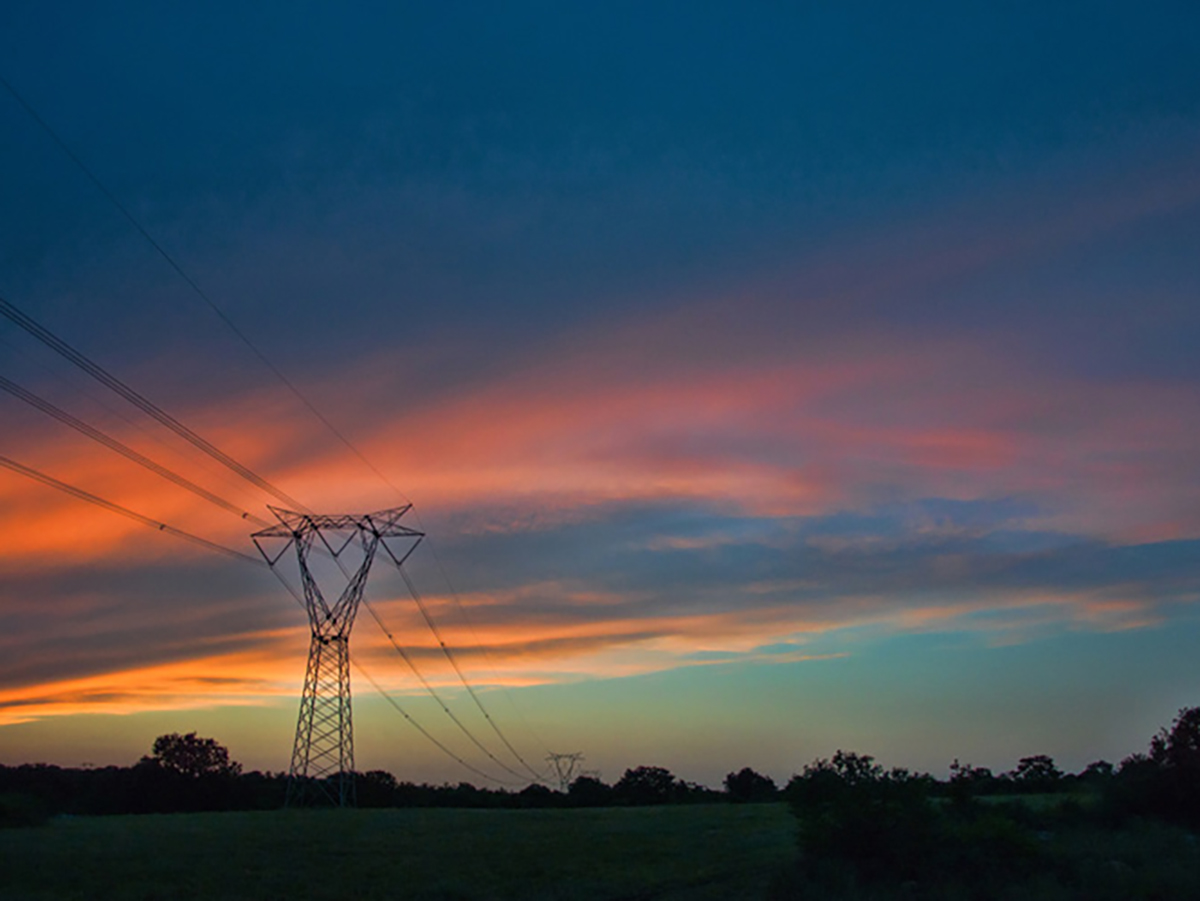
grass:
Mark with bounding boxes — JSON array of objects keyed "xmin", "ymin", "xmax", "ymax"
[
  {"xmin": 0, "ymin": 803, "xmax": 797, "ymax": 901},
  {"xmin": 8, "ymin": 799, "xmax": 1197, "ymax": 900},
  {"xmin": 975, "ymin": 791, "xmax": 1095, "ymax": 811}
]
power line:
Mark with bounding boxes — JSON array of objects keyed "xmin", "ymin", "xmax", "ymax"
[
  {"xmin": 0, "ymin": 404, "xmax": 533, "ymax": 786},
  {"xmin": 0, "ymin": 456, "xmax": 525, "ymax": 788},
  {"xmin": 311, "ymin": 523, "xmax": 540, "ymax": 785},
  {"xmin": 0, "ymin": 327, "xmax": 272, "ymax": 512},
  {"xmin": 0, "ymin": 297, "xmax": 538, "ymax": 785},
  {"xmin": 2, "ymin": 73, "xmax": 551, "ymax": 785},
  {"xmin": 352, "ymin": 662, "xmax": 523, "ymax": 788},
  {"xmin": 0, "ymin": 453, "xmax": 261, "ymax": 564},
  {"xmin": 0, "ymin": 373, "xmax": 270, "ymax": 526},
  {"xmin": 389, "ymin": 561, "xmax": 551, "ymax": 783},
  {"xmin": 0, "ymin": 454, "xmax": 526, "ymax": 788},
  {"xmin": 0, "ymin": 335, "xmax": 544, "ymax": 790},
  {"xmin": 252, "ymin": 508, "xmax": 534, "ymax": 794},
  {"xmin": 361, "ymin": 598, "xmax": 535, "ymax": 784},
  {"xmin": 6, "ymin": 70, "xmax": 553, "ymax": 770},
  {"xmin": 1, "ymin": 72, "xmax": 401, "ymax": 509},
  {"xmin": 0, "ymin": 294, "xmax": 307, "ymax": 511},
  {"xmin": 417, "ymin": 532, "xmax": 555, "ymax": 766}
]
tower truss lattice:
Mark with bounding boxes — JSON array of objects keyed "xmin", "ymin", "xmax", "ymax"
[{"xmin": 253, "ymin": 505, "xmax": 423, "ymax": 806}]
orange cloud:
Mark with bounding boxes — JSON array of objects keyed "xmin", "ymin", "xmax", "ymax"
[
  {"xmin": 288, "ymin": 328, "xmax": 1199, "ymax": 545},
  {"xmin": 3, "ymin": 153, "xmax": 1199, "ymax": 732},
  {"xmin": 0, "ymin": 637, "xmax": 301, "ymax": 726}
]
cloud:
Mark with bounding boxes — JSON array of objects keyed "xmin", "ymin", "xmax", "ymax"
[
  {"xmin": 0, "ymin": 646, "xmax": 299, "ymax": 726},
  {"xmin": 2, "ymin": 139, "xmax": 1199, "ymax": 728},
  {"xmin": 303, "ymin": 315, "xmax": 1200, "ymax": 546},
  {"xmin": 4, "ymin": 300, "xmax": 1199, "ymax": 721}
]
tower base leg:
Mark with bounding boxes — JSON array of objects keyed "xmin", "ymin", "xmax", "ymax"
[{"xmin": 286, "ymin": 634, "xmax": 355, "ymax": 807}]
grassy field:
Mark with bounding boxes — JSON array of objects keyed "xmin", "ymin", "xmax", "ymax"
[{"xmin": 0, "ymin": 803, "xmax": 796, "ymax": 901}]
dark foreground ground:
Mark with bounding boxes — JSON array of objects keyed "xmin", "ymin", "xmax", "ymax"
[
  {"xmin": 5, "ymin": 800, "xmax": 1200, "ymax": 900},
  {"xmin": 0, "ymin": 803, "xmax": 795, "ymax": 901}
]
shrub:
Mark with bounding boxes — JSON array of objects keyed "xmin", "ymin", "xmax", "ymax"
[
  {"xmin": 786, "ymin": 752, "xmax": 941, "ymax": 884},
  {"xmin": 567, "ymin": 775, "xmax": 611, "ymax": 807},
  {"xmin": 1105, "ymin": 707, "xmax": 1200, "ymax": 827},
  {"xmin": 1007, "ymin": 754, "xmax": 1065, "ymax": 793},
  {"xmin": 613, "ymin": 766, "xmax": 681, "ymax": 805},
  {"xmin": 724, "ymin": 767, "xmax": 778, "ymax": 803},
  {"xmin": 785, "ymin": 750, "xmax": 1048, "ymax": 892}
]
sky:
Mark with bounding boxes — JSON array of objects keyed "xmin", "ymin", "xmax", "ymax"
[{"xmin": 0, "ymin": 2, "xmax": 1198, "ymax": 789}]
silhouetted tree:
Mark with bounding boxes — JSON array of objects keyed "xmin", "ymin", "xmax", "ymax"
[
  {"xmin": 357, "ymin": 770, "xmax": 399, "ymax": 807},
  {"xmin": 1111, "ymin": 706, "xmax": 1200, "ymax": 826},
  {"xmin": 677, "ymin": 780, "xmax": 723, "ymax": 804},
  {"xmin": 437, "ymin": 781, "xmax": 498, "ymax": 808},
  {"xmin": 567, "ymin": 775, "xmax": 611, "ymax": 807},
  {"xmin": 785, "ymin": 751, "xmax": 941, "ymax": 884},
  {"xmin": 516, "ymin": 783, "xmax": 560, "ymax": 808},
  {"xmin": 1150, "ymin": 706, "xmax": 1200, "ymax": 770},
  {"xmin": 614, "ymin": 766, "xmax": 679, "ymax": 805},
  {"xmin": 133, "ymin": 732, "xmax": 242, "ymax": 812},
  {"xmin": 723, "ymin": 767, "xmax": 777, "ymax": 803},
  {"xmin": 1078, "ymin": 760, "xmax": 1114, "ymax": 783},
  {"xmin": 786, "ymin": 751, "xmax": 1048, "ymax": 892},
  {"xmin": 141, "ymin": 732, "xmax": 241, "ymax": 779},
  {"xmin": 1007, "ymin": 754, "xmax": 1062, "ymax": 792},
  {"xmin": 947, "ymin": 759, "xmax": 996, "ymax": 805}
]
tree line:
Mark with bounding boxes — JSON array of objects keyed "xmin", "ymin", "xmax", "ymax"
[
  {"xmin": 776, "ymin": 706, "xmax": 1200, "ymax": 898},
  {"xmin": 2, "ymin": 707, "xmax": 1198, "ymax": 827}
]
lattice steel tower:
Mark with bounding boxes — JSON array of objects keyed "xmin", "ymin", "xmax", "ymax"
[{"xmin": 253, "ymin": 506, "xmax": 423, "ymax": 806}]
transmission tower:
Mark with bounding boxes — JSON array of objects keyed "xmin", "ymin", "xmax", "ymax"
[
  {"xmin": 546, "ymin": 751, "xmax": 586, "ymax": 793},
  {"xmin": 253, "ymin": 505, "xmax": 423, "ymax": 806}
]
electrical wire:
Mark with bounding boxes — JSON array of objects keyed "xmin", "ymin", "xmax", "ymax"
[
  {"xmin": 304, "ymin": 521, "xmax": 541, "ymax": 784},
  {"xmin": 0, "ymin": 373, "xmax": 270, "ymax": 526},
  {"xmin": 0, "ymin": 454, "xmax": 528, "ymax": 786},
  {"xmin": 352, "ymin": 662, "xmax": 523, "ymax": 788},
  {"xmin": 389, "ymin": 561, "xmax": 551, "ymax": 782},
  {"xmin": 2, "ymin": 73, "xmax": 552, "ymax": 781},
  {"xmin": 0, "ymin": 453, "xmax": 261, "ymax": 564},
  {"xmin": 360, "ymin": 597, "xmax": 535, "ymax": 783},
  {"xmin": 407, "ymin": 530, "xmax": 555, "ymax": 771},
  {"xmin": 1, "ymin": 72, "xmax": 393, "ymax": 511},
  {"xmin": 0, "ymin": 407, "xmax": 543, "ymax": 788},
  {"xmin": 0, "ymin": 294, "xmax": 307, "ymax": 511},
  {"xmin": 265, "ymin": 557, "xmax": 527, "ymax": 785},
  {"xmin": 0, "ymin": 327, "xmax": 275, "ymax": 514},
  {"xmin": 0, "ymin": 350, "xmax": 538, "ymax": 785}
]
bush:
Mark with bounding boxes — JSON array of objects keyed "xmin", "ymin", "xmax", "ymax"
[
  {"xmin": 567, "ymin": 775, "xmax": 612, "ymax": 807},
  {"xmin": 613, "ymin": 766, "xmax": 682, "ymax": 805},
  {"xmin": 1105, "ymin": 707, "xmax": 1200, "ymax": 827},
  {"xmin": 724, "ymin": 767, "xmax": 778, "ymax": 803},
  {"xmin": 786, "ymin": 751, "xmax": 941, "ymax": 884},
  {"xmin": 785, "ymin": 750, "xmax": 1049, "ymax": 892}
]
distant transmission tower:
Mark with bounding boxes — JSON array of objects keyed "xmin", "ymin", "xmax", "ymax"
[
  {"xmin": 546, "ymin": 751, "xmax": 586, "ymax": 793},
  {"xmin": 253, "ymin": 506, "xmax": 423, "ymax": 806}
]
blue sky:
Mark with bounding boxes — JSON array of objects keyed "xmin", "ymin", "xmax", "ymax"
[{"xmin": 0, "ymin": 2, "xmax": 1198, "ymax": 787}]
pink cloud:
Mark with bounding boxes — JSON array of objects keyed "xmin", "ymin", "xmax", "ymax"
[
  {"xmin": 2, "ymin": 149, "xmax": 1198, "ymax": 727},
  {"xmin": 300, "ymin": 325, "xmax": 1200, "ymax": 543}
]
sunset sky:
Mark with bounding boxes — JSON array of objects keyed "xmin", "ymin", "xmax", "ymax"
[{"xmin": 1, "ymin": 2, "xmax": 1198, "ymax": 788}]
